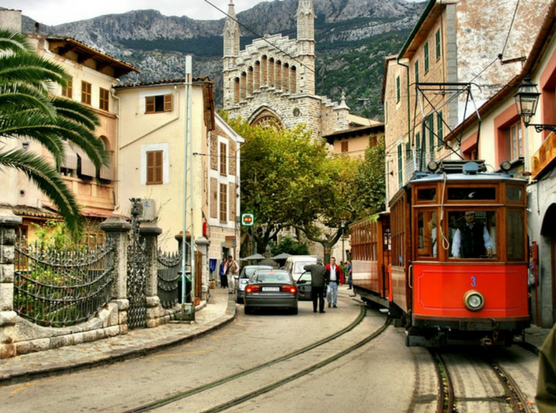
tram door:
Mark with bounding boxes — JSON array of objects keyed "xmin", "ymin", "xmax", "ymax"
[{"xmin": 379, "ymin": 215, "xmax": 391, "ymax": 298}]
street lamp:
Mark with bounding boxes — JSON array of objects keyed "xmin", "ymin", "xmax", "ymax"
[{"xmin": 514, "ymin": 77, "xmax": 556, "ymax": 133}]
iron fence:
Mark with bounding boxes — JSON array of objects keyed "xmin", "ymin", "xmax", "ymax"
[
  {"xmin": 13, "ymin": 239, "xmax": 114, "ymax": 328},
  {"xmin": 157, "ymin": 250, "xmax": 181, "ymax": 309}
]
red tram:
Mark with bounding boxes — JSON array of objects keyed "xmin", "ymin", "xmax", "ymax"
[{"xmin": 350, "ymin": 160, "xmax": 530, "ymax": 346}]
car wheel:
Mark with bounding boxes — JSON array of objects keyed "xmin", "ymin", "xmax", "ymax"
[
  {"xmin": 244, "ymin": 306, "xmax": 252, "ymax": 315},
  {"xmin": 291, "ymin": 307, "xmax": 298, "ymax": 315}
]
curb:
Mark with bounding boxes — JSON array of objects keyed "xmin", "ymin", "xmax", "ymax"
[{"xmin": 0, "ymin": 293, "xmax": 237, "ymax": 387}]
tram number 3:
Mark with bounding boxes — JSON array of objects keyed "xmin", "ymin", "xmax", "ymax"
[{"xmin": 471, "ymin": 276, "xmax": 477, "ymax": 287}]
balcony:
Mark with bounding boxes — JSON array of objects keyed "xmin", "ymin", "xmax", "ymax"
[{"xmin": 531, "ymin": 133, "xmax": 556, "ymax": 179}]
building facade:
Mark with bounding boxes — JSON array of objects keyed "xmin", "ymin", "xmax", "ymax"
[{"xmin": 222, "ymin": 0, "xmax": 351, "ymax": 138}]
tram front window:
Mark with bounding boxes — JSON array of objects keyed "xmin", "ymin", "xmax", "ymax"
[
  {"xmin": 449, "ymin": 211, "xmax": 496, "ymax": 259},
  {"xmin": 417, "ymin": 211, "xmax": 437, "ymax": 258}
]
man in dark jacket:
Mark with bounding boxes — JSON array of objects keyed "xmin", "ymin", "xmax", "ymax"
[{"xmin": 304, "ymin": 261, "xmax": 329, "ymax": 313}]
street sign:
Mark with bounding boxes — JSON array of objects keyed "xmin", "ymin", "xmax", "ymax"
[{"xmin": 241, "ymin": 213, "xmax": 254, "ymax": 226}]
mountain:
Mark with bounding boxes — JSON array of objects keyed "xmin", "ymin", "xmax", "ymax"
[{"xmin": 17, "ymin": 0, "xmax": 427, "ymax": 120}]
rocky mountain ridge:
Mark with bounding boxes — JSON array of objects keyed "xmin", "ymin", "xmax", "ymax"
[{"xmin": 16, "ymin": 0, "xmax": 427, "ymax": 119}]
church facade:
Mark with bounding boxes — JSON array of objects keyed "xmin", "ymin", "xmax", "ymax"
[{"xmin": 222, "ymin": 0, "xmax": 351, "ymax": 137}]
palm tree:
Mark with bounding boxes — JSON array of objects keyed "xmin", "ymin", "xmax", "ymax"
[{"xmin": 0, "ymin": 29, "xmax": 109, "ymax": 234}]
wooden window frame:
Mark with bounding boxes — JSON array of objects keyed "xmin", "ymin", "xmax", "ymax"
[
  {"xmin": 219, "ymin": 183, "xmax": 227, "ymax": 222},
  {"xmin": 341, "ymin": 141, "xmax": 348, "ymax": 153},
  {"xmin": 99, "ymin": 87, "xmax": 109, "ymax": 111},
  {"xmin": 435, "ymin": 29, "xmax": 441, "ymax": 60},
  {"xmin": 145, "ymin": 94, "xmax": 173, "ymax": 114},
  {"xmin": 81, "ymin": 81, "xmax": 92, "ymax": 105},
  {"xmin": 146, "ymin": 150, "xmax": 163, "ymax": 185},
  {"xmin": 220, "ymin": 142, "xmax": 227, "ymax": 176},
  {"xmin": 62, "ymin": 77, "xmax": 73, "ymax": 98}
]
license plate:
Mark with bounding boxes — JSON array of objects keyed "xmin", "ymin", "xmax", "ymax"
[{"xmin": 263, "ymin": 286, "xmax": 280, "ymax": 292}]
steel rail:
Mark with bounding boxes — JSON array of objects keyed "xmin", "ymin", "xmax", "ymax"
[
  {"xmin": 123, "ymin": 304, "xmax": 390, "ymax": 413},
  {"xmin": 490, "ymin": 360, "xmax": 533, "ymax": 413},
  {"xmin": 429, "ymin": 349, "xmax": 455, "ymax": 413}
]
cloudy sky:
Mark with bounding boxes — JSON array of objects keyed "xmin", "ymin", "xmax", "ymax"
[{"xmin": 2, "ymin": 0, "xmax": 422, "ymax": 26}]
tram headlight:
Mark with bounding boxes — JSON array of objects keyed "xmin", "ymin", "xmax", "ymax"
[{"xmin": 463, "ymin": 290, "xmax": 485, "ymax": 312}]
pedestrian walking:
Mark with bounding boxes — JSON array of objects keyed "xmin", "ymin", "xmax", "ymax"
[
  {"xmin": 219, "ymin": 258, "xmax": 227, "ymax": 289},
  {"xmin": 346, "ymin": 260, "xmax": 353, "ymax": 290},
  {"xmin": 326, "ymin": 257, "xmax": 343, "ymax": 308},
  {"xmin": 304, "ymin": 260, "xmax": 329, "ymax": 313},
  {"xmin": 224, "ymin": 255, "xmax": 238, "ymax": 294}
]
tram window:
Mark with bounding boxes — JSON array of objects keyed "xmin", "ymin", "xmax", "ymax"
[
  {"xmin": 449, "ymin": 210, "xmax": 496, "ymax": 259},
  {"xmin": 506, "ymin": 186, "xmax": 523, "ymax": 202},
  {"xmin": 417, "ymin": 188, "xmax": 436, "ymax": 201},
  {"xmin": 417, "ymin": 211, "xmax": 437, "ymax": 258},
  {"xmin": 507, "ymin": 210, "xmax": 525, "ymax": 261},
  {"xmin": 447, "ymin": 187, "xmax": 496, "ymax": 200}
]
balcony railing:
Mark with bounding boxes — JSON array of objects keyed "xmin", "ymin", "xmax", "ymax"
[{"xmin": 531, "ymin": 133, "xmax": 556, "ymax": 179}]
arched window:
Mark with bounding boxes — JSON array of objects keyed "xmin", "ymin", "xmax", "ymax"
[
  {"xmin": 291, "ymin": 66, "xmax": 297, "ymax": 93},
  {"xmin": 254, "ymin": 61, "xmax": 261, "ymax": 90}
]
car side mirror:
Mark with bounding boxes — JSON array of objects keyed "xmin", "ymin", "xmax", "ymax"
[
  {"xmin": 297, "ymin": 279, "xmax": 307, "ymax": 284},
  {"xmin": 233, "ymin": 275, "xmax": 239, "ymax": 280}
]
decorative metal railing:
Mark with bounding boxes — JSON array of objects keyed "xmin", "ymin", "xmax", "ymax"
[
  {"xmin": 13, "ymin": 240, "xmax": 114, "ymax": 328},
  {"xmin": 157, "ymin": 250, "xmax": 181, "ymax": 309},
  {"xmin": 127, "ymin": 198, "xmax": 147, "ymax": 329}
]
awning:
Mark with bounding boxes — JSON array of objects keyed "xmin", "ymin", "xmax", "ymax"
[
  {"xmin": 61, "ymin": 141, "xmax": 78, "ymax": 169},
  {"xmin": 75, "ymin": 148, "xmax": 96, "ymax": 178}
]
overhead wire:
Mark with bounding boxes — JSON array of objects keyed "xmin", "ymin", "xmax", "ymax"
[{"xmin": 203, "ymin": 0, "xmax": 315, "ymax": 74}]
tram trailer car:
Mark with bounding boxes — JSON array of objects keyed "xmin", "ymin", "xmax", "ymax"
[{"xmin": 351, "ymin": 160, "xmax": 530, "ymax": 346}]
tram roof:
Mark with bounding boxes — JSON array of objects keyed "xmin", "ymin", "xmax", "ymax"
[{"xmin": 409, "ymin": 171, "xmax": 526, "ymax": 185}]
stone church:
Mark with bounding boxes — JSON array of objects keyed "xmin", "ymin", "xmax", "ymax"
[{"xmin": 222, "ymin": 0, "xmax": 351, "ymax": 137}]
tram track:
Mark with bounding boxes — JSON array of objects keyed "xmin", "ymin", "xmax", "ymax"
[
  {"xmin": 430, "ymin": 348, "xmax": 535, "ymax": 413},
  {"xmin": 124, "ymin": 303, "xmax": 390, "ymax": 413}
]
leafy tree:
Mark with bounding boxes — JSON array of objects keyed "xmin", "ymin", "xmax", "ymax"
[
  {"xmin": 0, "ymin": 30, "xmax": 109, "ymax": 235},
  {"xmin": 270, "ymin": 236, "xmax": 309, "ymax": 256},
  {"xmin": 223, "ymin": 112, "xmax": 329, "ymax": 253},
  {"xmin": 354, "ymin": 138, "xmax": 386, "ymax": 215}
]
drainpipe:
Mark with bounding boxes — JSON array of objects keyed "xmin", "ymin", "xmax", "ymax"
[{"xmin": 111, "ymin": 87, "xmax": 120, "ymax": 211}]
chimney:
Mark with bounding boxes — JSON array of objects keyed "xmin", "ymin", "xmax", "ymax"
[{"xmin": 0, "ymin": 9, "xmax": 23, "ymax": 32}]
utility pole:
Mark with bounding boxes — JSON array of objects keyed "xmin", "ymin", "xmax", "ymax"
[{"xmin": 181, "ymin": 55, "xmax": 195, "ymax": 320}]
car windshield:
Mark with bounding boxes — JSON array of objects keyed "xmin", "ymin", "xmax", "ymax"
[
  {"xmin": 293, "ymin": 261, "xmax": 314, "ymax": 273},
  {"xmin": 252, "ymin": 272, "xmax": 290, "ymax": 283}
]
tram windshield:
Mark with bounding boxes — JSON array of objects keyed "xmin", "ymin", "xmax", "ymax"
[{"xmin": 448, "ymin": 211, "xmax": 496, "ymax": 259}]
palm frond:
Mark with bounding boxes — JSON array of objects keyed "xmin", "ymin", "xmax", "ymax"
[{"xmin": 0, "ymin": 148, "xmax": 83, "ymax": 234}]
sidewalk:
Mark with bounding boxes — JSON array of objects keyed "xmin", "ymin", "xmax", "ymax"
[{"xmin": 0, "ymin": 287, "xmax": 236, "ymax": 386}]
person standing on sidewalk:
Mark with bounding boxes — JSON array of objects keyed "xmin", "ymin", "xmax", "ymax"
[
  {"xmin": 304, "ymin": 261, "xmax": 329, "ymax": 313},
  {"xmin": 219, "ymin": 258, "xmax": 227, "ymax": 289},
  {"xmin": 326, "ymin": 257, "xmax": 343, "ymax": 308},
  {"xmin": 224, "ymin": 255, "xmax": 238, "ymax": 294},
  {"xmin": 346, "ymin": 260, "xmax": 353, "ymax": 290}
]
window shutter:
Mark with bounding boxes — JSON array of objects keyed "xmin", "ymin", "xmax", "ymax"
[
  {"xmin": 146, "ymin": 96, "xmax": 155, "ymax": 113},
  {"xmin": 164, "ymin": 94, "xmax": 173, "ymax": 112},
  {"xmin": 147, "ymin": 150, "xmax": 163, "ymax": 185}
]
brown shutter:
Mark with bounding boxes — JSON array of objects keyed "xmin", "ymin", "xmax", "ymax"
[
  {"xmin": 164, "ymin": 94, "xmax": 173, "ymax": 112},
  {"xmin": 147, "ymin": 150, "xmax": 163, "ymax": 185},
  {"xmin": 146, "ymin": 96, "xmax": 155, "ymax": 113}
]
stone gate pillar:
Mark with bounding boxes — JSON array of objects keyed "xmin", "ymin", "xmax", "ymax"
[
  {"xmin": 195, "ymin": 237, "xmax": 210, "ymax": 301},
  {"xmin": 100, "ymin": 217, "xmax": 131, "ymax": 334},
  {"xmin": 0, "ymin": 211, "xmax": 22, "ymax": 358},
  {"xmin": 140, "ymin": 223, "xmax": 163, "ymax": 327}
]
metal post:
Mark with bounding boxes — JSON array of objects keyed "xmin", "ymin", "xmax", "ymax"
[{"xmin": 181, "ymin": 55, "xmax": 195, "ymax": 320}]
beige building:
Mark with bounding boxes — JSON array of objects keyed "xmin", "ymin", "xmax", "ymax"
[
  {"xmin": 324, "ymin": 115, "xmax": 384, "ymax": 158},
  {"xmin": 0, "ymin": 10, "xmax": 138, "ymax": 241},
  {"xmin": 114, "ymin": 78, "xmax": 243, "ymax": 285}
]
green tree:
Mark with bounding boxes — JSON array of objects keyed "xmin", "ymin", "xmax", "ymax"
[
  {"xmin": 0, "ymin": 30, "xmax": 109, "ymax": 235},
  {"xmin": 223, "ymin": 112, "xmax": 329, "ymax": 253}
]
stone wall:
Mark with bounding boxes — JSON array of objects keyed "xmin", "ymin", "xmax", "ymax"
[{"xmin": 0, "ymin": 214, "xmax": 192, "ymax": 359}]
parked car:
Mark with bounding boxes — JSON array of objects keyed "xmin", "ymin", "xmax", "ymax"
[
  {"xmin": 244, "ymin": 269, "xmax": 298, "ymax": 315},
  {"xmin": 295, "ymin": 271, "xmax": 314, "ymax": 301},
  {"xmin": 235, "ymin": 265, "xmax": 273, "ymax": 304}
]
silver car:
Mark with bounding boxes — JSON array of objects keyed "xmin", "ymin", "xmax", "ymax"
[
  {"xmin": 244, "ymin": 269, "xmax": 299, "ymax": 315},
  {"xmin": 235, "ymin": 265, "xmax": 273, "ymax": 304}
]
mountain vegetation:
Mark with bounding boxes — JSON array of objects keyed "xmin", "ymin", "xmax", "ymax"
[{"xmin": 16, "ymin": 0, "xmax": 426, "ymax": 120}]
